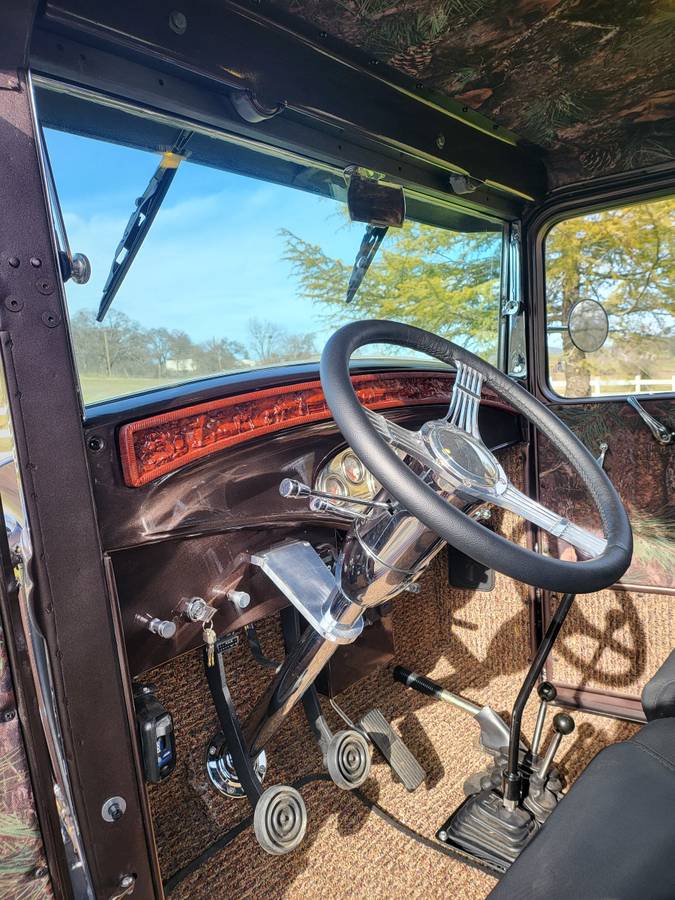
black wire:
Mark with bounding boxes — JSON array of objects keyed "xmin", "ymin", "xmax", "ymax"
[
  {"xmin": 164, "ymin": 772, "xmax": 501, "ymax": 894},
  {"xmin": 163, "ymin": 773, "xmax": 330, "ymax": 894}
]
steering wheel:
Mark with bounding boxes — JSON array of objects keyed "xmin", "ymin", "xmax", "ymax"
[{"xmin": 320, "ymin": 320, "xmax": 632, "ymax": 594}]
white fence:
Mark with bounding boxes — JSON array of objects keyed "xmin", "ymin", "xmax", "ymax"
[{"xmin": 550, "ymin": 376, "xmax": 675, "ymax": 397}]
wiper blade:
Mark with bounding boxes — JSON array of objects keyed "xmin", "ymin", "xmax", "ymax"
[
  {"xmin": 345, "ymin": 224, "xmax": 387, "ymax": 303},
  {"xmin": 96, "ymin": 129, "xmax": 193, "ymax": 321}
]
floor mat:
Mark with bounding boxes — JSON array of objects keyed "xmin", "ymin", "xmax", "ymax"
[{"xmin": 144, "ymin": 547, "xmax": 638, "ymax": 899}]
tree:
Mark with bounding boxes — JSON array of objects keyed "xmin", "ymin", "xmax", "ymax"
[
  {"xmin": 546, "ymin": 198, "xmax": 674, "ymax": 395},
  {"xmin": 197, "ymin": 337, "xmax": 246, "ymax": 373},
  {"xmin": 281, "ymin": 221, "xmax": 503, "ymax": 362},
  {"xmin": 246, "ymin": 318, "xmax": 315, "ymax": 364}
]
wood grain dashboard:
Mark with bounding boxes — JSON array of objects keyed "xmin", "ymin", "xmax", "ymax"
[{"xmin": 119, "ymin": 371, "xmax": 511, "ymax": 487}]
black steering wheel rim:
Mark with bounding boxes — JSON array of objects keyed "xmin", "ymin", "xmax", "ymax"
[{"xmin": 320, "ymin": 319, "xmax": 632, "ymax": 594}]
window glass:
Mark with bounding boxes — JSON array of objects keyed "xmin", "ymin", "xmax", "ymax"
[
  {"xmin": 43, "ymin": 127, "xmax": 503, "ymax": 405},
  {"xmin": 545, "ymin": 197, "xmax": 674, "ymax": 398}
]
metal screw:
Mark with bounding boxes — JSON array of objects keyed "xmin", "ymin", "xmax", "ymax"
[
  {"xmin": 435, "ymin": 133, "xmax": 445, "ymax": 149},
  {"xmin": 168, "ymin": 10, "xmax": 187, "ymax": 34},
  {"xmin": 8, "ymin": 257, "xmax": 19, "ymax": 268},
  {"xmin": 438, "ymin": 829, "xmax": 448, "ymax": 841},
  {"xmin": 30, "ymin": 257, "xmax": 41, "ymax": 268},
  {"xmin": 2, "ymin": 709, "xmax": 16, "ymax": 722},
  {"xmin": 209, "ymin": 745, "xmax": 218, "ymax": 757},
  {"xmin": 101, "ymin": 795, "xmax": 127, "ymax": 822},
  {"xmin": 33, "ymin": 866, "xmax": 49, "ymax": 879}
]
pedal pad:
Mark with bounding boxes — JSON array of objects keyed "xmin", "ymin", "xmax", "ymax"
[{"xmin": 359, "ymin": 709, "xmax": 426, "ymax": 792}]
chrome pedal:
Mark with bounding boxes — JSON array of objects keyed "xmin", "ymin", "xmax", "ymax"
[{"xmin": 360, "ymin": 708, "xmax": 425, "ymax": 792}]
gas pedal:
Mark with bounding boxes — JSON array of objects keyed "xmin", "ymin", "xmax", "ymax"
[{"xmin": 359, "ymin": 708, "xmax": 426, "ymax": 792}]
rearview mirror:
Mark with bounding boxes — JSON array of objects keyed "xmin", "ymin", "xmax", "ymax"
[
  {"xmin": 345, "ymin": 168, "xmax": 405, "ymax": 227},
  {"xmin": 567, "ymin": 299, "xmax": 609, "ymax": 353}
]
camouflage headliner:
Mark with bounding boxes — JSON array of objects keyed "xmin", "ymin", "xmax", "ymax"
[{"xmin": 272, "ymin": 0, "xmax": 674, "ymax": 187}]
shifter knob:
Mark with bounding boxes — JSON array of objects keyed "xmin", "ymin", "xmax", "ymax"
[
  {"xmin": 538, "ymin": 681, "xmax": 557, "ymax": 702},
  {"xmin": 553, "ymin": 712, "xmax": 575, "ymax": 736},
  {"xmin": 536, "ymin": 711, "xmax": 576, "ymax": 783}
]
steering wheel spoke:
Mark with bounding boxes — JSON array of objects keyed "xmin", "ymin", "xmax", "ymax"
[
  {"xmin": 492, "ymin": 483, "xmax": 607, "ymax": 559},
  {"xmin": 364, "ymin": 408, "xmax": 429, "ymax": 463},
  {"xmin": 445, "ymin": 361, "xmax": 483, "ymax": 439}
]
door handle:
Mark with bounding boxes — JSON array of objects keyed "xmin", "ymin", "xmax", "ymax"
[{"xmin": 626, "ymin": 396, "xmax": 673, "ymax": 445}]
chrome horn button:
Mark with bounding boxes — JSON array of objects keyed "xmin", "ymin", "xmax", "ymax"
[{"xmin": 420, "ymin": 421, "xmax": 507, "ymax": 494}]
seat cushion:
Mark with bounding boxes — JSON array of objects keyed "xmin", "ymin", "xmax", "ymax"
[{"xmin": 488, "ymin": 718, "xmax": 675, "ymax": 900}]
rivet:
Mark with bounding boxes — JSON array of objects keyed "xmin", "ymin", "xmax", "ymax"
[
  {"xmin": 8, "ymin": 257, "xmax": 20, "ymax": 268},
  {"xmin": 2, "ymin": 709, "xmax": 16, "ymax": 722},
  {"xmin": 29, "ymin": 257, "xmax": 41, "ymax": 268},
  {"xmin": 435, "ymin": 133, "xmax": 445, "ymax": 149},
  {"xmin": 41, "ymin": 311, "xmax": 60, "ymax": 328},
  {"xmin": 4, "ymin": 296, "xmax": 23, "ymax": 312},
  {"xmin": 33, "ymin": 866, "xmax": 49, "ymax": 879}
]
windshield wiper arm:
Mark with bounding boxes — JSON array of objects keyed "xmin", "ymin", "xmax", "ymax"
[
  {"xmin": 345, "ymin": 224, "xmax": 387, "ymax": 303},
  {"xmin": 96, "ymin": 129, "xmax": 193, "ymax": 321}
]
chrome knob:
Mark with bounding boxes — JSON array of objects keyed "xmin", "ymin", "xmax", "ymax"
[
  {"xmin": 227, "ymin": 589, "xmax": 251, "ymax": 610},
  {"xmin": 279, "ymin": 478, "xmax": 311, "ymax": 498},
  {"xmin": 148, "ymin": 618, "xmax": 176, "ymax": 640}
]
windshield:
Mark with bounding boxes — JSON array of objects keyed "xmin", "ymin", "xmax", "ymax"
[{"xmin": 42, "ymin": 126, "xmax": 504, "ymax": 405}]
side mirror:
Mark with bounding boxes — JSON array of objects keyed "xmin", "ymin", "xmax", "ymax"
[
  {"xmin": 345, "ymin": 168, "xmax": 405, "ymax": 227},
  {"xmin": 567, "ymin": 299, "xmax": 609, "ymax": 353}
]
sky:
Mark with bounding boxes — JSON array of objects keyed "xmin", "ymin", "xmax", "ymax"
[{"xmin": 44, "ymin": 127, "xmax": 363, "ymax": 351}]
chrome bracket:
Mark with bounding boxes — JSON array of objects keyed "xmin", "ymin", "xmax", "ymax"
[{"xmin": 250, "ymin": 541, "xmax": 363, "ymax": 644}]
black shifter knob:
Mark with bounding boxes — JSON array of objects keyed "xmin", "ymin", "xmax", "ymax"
[
  {"xmin": 538, "ymin": 681, "xmax": 557, "ymax": 702},
  {"xmin": 553, "ymin": 712, "xmax": 575, "ymax": 736}
]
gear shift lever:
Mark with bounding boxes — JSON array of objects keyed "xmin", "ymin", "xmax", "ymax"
[
  {"xmin": 536, "ymin": 712, "xmax": 575, "ymax": 783},
  {"xmin": 531, "ymin": 682, "xmax": 557, "ymax": 757}
]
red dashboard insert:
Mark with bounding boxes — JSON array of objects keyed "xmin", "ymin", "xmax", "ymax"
[{"xmin": 118, "ymin": 371, "xmax": 509, "ymax": 488}]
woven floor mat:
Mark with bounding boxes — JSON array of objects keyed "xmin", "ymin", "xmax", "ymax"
[{"xmin": 146, "ymin": 551, "xmax": 638, "ymax": 899}]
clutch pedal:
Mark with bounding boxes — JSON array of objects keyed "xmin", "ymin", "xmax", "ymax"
[{"xmin": 359, "ymin": 709, "xmax": 425, "ymax": 792}]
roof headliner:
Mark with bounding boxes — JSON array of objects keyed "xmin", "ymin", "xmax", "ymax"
[{"xmin": 272, "ymin": 0, "xmax": 674, "ymax": 187}]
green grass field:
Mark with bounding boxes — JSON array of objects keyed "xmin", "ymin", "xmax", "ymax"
[{"xmin": 80, "ymin": 374, "xmax": 168, "ymax": 404}]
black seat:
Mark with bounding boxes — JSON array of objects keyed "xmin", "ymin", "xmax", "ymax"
[{"xmin": 489, "ymin": 651, "xmax": 675, "ymax": 900}]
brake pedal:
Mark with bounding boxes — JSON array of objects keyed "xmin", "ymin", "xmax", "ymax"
[{"xmin": 359, "ymin": 709, "xmax": 425, "ymax": 792}]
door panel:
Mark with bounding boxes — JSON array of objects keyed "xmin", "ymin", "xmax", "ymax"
[{"xmin": 538, "ymin": 398, "xmax": 674, "ymax": 717}]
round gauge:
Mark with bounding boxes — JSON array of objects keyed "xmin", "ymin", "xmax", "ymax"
[
  {"xmin": 342, "ymin": 452, "xmax": 365, "ymax": 485},
  {"xmin": 323, "ymin": 474, "xmax": 348, "ymax": 498}
]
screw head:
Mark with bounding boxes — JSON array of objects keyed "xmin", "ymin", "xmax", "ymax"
[
  {"xmin": 8, "ymin": 257, "xmax": 20, "ymax": 268},
  {"xmin": 29, "ymin": 257, "xmax": 41, "ymax": 268},
  {"xmin": 169, "ymin": 10, "xmax": 187, "ymax": 34},
  {"xmin": 435, "ymin": 133, "xmax": 446, "ymax": 150},
  {"xmin": 87, "ymin": 435, "xmax": 105, "ymax": 453},
  {"xmin": 438, "ymin": 829, "xmax": 448, "ymax": 841}
]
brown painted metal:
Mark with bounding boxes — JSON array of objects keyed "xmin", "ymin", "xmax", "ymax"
[
  {"xmin": 108, "ymin": 401, "xmax": 521, "ymax": 674},
  {"xmin": 0, "ymin": 12, "xmax": 161, "ymax": 895}
]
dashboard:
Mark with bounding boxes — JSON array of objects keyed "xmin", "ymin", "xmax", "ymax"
[{"xmin": 83, "ymin": 367, "xmax": 522, "ymax": 675}]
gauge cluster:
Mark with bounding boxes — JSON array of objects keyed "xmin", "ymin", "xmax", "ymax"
[{"xmin": 315, "ymin": 448, "xmax": 381, "ymax": 506}]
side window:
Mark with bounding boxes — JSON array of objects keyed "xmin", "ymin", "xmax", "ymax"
[{"xmin": 545, "ymin": 197, "xmax": 673, "ymax": 398}]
